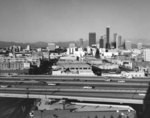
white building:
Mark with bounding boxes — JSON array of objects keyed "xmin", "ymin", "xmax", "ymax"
[
  {"xmin": 137, "ymin": 43, "xmax": 142, "ymax": 49},
  {"xmin": 98, "ymin": 64, "xmax": 119, "ymax": 70},
  {"xmin": 100, "ymin": 52, "xmax": 113, "ymax": 59},
  {"xmin": 74, "ymin": 48, "xmax": 85, "ymax": 57},
  {"xmin": 59, "ymin": 55, "xmax": 77, "ymax": 61},
  {"xmin": 143, "ymin": 49, "xmax": 150, "ymax": 62},
  {"xmin": 122, "ymin": 60, "xmax": 133, "ymax": 69},
  {"xmin": 26, "ymin": 45, "xmax": 31, "ymax": 51},
  {"xmin": 99, "ymin": 48, "xmax": 106, "ymax": 53},
  {"xmin": 37, "ymin": 48, "xmax": 42, "ymax": 52},
  {"xmin": 121, "ymin": 71, "xmax": 145, "ymax": 78},
  {"xmin": 69, "ymin": 43, "xmax": 76, "ymax": 48},
  {"xmin": 132, "ymin": 49, "xmax": 141, "ymax": 55},
  {"xmin": 108, "ymin": 49, "xmax": 119, "ymax": 56},
  {"xmin": 119, "ymin": 50, "xmax": 132, "ymax": 55},
  {"xmin": 67, "ymin": 47, "xmax": 76, "ymax": 55},
  {"xmin": 86, "ymin": 46, "xmax": 92, "ymax": 54},
  {"xmin": 131, "ymin": 49, "xmax": 142, "ymax": 57},
  {"xmin": 66, "ymin": 47, "xmax": 85, "ymax": 59},
  {"xmin": 92, "ymin": 48, "xmax": 97, "ymax": 56},
  {"xmin": 103, "ymin": 52, "xmax": 112, "ymax": 58},
  {"xmin": 47, "ymin": 43, "xmax": 56, "ymax": 51}
]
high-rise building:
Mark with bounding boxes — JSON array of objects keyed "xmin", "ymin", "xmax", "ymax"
[
  {"xmin": 103, "ymin": 35, "xmax": 106, "ymax": 48},
  {"xmin": 99, "ymin": 36, "xmax": 104, "ymax": 48},
  {"xmin": 118, "ymin": 35, "xmax": 122, "ymax": 47},
  {"xmin": 79, "ymin": 38, "xmax": 84, "ymax": 48},
  {"xmin": 106, "ymin": 27, "xmax": 110, "ymax": 49},
  {"xmin": 89, "ymin": 32, "xmax": 96, "ymax": 47},
  {"xmin": 113, "ymin": 33, "xmax": 117, "ymax": 42},
  {"xmin": 143, "ymin": 49, "xmax": 150, "ymax": 62},
  {"xmin": 125, "ymin": 40, "xmax": 132, "ymax": 50},
  {"xmin": 137, "ymin": 43, "xmax": 142, "ymax": 49},
  {"xmin": 113, "ymin": 33, "xmax": 117, "ymax": 48}
]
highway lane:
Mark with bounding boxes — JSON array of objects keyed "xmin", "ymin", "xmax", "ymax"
[
  {"xmin": 0, "ymin": 78, "xmax": 150, "ymax": 87},
  {"xmin": 0, "ymin": 78, "xmax": 149, "ymax": 92},
  {"xmin": 0, "ymin": 85, "xmax": 148, "ymax": 104},
  {"xmin": 0, "ymin": 80, "xmax": 149, "ymax": 92},
  {"xmin": 0, "ymin": 87, "xmax": 147, "ymax": 93},
  {"xmin": 0, "ymin": 75, "xmax": 150, "ymax": 83},
  {"xmin": 13, "ymin": 75, "xmax": 150, "ymax": 79},
  {"xmin": 0, "ymin": 84, "xmax": 146, "ymax": 94},
  {"xmin": 0, "ymin": 87, "xmax": 147, "ymax": 100},
  {"xmin": 0, "ymin": 79, "xmax": 149, "ymax": 85}
]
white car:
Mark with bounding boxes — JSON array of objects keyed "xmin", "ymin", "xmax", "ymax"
[
  {"xmin": 83, "ymin": 86, "xmax": 95, "ymax": 89},
  {"xmin": 0, "ymin": 85, "xmax": 8, "ymax": 88}
]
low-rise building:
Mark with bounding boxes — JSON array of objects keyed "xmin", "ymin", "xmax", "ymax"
[
  {"xmin": 121, "ymin": 71, "xmax": 145, "ymax": 78},
  {"xmin": 98, "ymin": 63, "xmax": 119, "ymax": 70},
  {"xmin": 133, "ymin": 61, "xmax": 150, "ymax": 74},
  {"xmin": 122, "ymin": 60, "xmax": 133, "ymax": 69},
  {"xmin": 52, "ymin": 61, "xmax": 95, "ymax": 76}
]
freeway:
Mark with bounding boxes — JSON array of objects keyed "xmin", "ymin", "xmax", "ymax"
[
  {"xmin": 0, "ymin": 79, "xmax": 149, "ymax": 85},
  {"xmin": 0, "ymin": 87, "xmax": 147, "ymax": 104},
  {"xmin": 0, "ymin": 75, "xmax": 149, "ymax": 104},
  {"xmin": 0, "ymin": 79, "xmax": 149, "ymax": 91}
]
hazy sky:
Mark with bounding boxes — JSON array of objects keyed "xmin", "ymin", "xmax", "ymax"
[{"xmin": 0, "ymin": 0, "xmax": 150, "ymax": 43}]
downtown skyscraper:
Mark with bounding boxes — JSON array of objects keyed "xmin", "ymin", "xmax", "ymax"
[
  {"xmin": 106, "ymin": 27, "xmax": 110, "ymax": 49},
  {"xmin": 99, "ymin": 36, "xmax": 104, "ymax": 48},
  {"xmin": 89, "ymin": 32, "xmax": 96, "ymax": 47}
]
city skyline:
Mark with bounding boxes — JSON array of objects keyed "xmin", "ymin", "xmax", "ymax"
[{"xmin": 0, "ymin": 0, "xmax": 150, "ymax": 44}]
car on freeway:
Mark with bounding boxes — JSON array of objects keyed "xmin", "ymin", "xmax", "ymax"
[
  {"xmin": 118, "ymin": 80, "xmax": 125, "ymax": 83},
  {"xmin": 0, "ymin": 85, "xmax": 11, "ymax": 88},
  {"xmin": 48, "ymin": 83, "xmax": 60, "ymax": 86},
  {"xmin": 83, "ymin": 86, "xmax": 95, "ymax": 89},
  {"xmin": 105, "ymin": 79, "xmax": 112, "ymax": 82}
]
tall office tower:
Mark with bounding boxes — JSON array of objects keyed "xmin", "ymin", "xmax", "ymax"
[
  {"xmin": 143, "ymin": 49, "xmax": 150, "ymax": 61},
  {"xmin": 89, "ymin": 32, "xmax": 96, "ymax": 47},
  {"xmin": 137, "ymin": 43, "xmax": 142, "ymax": 49},
  {"xmin": 103, "ymin": 35, "xmax": 106, "ymax": 48},
  {"xmin": 106, "ymin": 27, "xmax": 110, "ymax": 49},
  {"xmin": 99, "ymin": 36, "xmax": 104, "ymax": 48},
  {"xmin": 118, "ymin": 35, "xmax": 122, "ymax": 47},
  {"xmin": 113, "ymin": 33, "xmax": 117, "ymax": 48},
  {"xmin": 79, "ymin": 38, "xmax": 84, "ymax": 48},
  {"xmin": 125, "ymin": 40, "xmax": 132, "ymax": 50}
]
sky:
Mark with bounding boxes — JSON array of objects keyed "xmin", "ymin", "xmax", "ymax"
[{"xmin": 0, "ymin": 0, "xmax": 150, "ymax": 44}]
